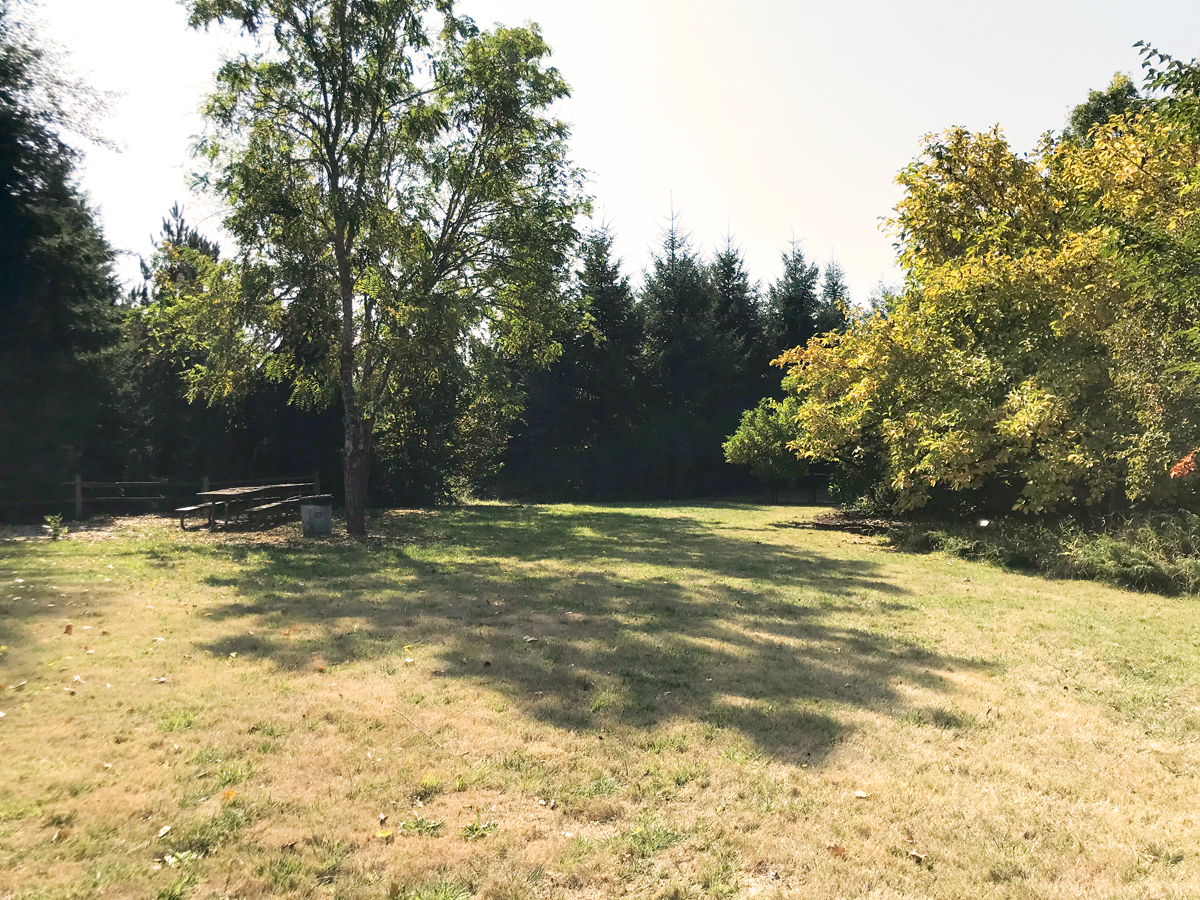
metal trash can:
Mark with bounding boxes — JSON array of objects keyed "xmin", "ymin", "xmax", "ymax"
[{"xmin": 300, "ymin": 494, "xmax": 333, "ymax": 536}]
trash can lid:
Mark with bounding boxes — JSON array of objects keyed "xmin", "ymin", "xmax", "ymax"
[{"xmin": 298, "ymin": 494, "xmax": 334, "ymax": 505}]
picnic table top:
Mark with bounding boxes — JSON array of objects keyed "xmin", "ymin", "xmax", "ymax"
[{"xmin": 196, "ymin": 482, "xmax": 314, "ymax": 499}]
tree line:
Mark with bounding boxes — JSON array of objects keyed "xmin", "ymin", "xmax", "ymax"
[
  {"xmin": 0, "ymin": 0, "xmax": 847, "ymax": 526},
  {"xmin": 7, "ymin": 0, "xmax": 1200, "ymax": 530},
  {"xmin": 756, "ymin": 61, "xmax": 1200, "ymax": 518}
]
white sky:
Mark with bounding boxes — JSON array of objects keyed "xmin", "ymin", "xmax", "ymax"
[{"xmin": 36, "ymin": 0, "xmax": 1200, "ymax": 301}]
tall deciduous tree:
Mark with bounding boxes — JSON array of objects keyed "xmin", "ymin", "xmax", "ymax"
[
  {"xmin": 172, "ymin": 0, "xmax": 586, "ymax": 532},
  {"xmin": 780, "ymin": 96, "xmax": 1200, "ymax": 515}
]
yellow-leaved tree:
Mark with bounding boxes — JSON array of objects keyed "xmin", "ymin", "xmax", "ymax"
[{"xmin": 778, "ymin": 69, "xmax": 1200, "ymax": 514}]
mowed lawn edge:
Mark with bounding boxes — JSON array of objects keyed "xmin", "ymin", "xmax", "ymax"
[{"xmin": 1, "ymin": 502, "xmax": 1198, "ymax": 900}]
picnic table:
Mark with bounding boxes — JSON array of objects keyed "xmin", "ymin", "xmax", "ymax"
[{"xmin": 178, "ymin": 482, "xmax": 317, "ymax": 529}]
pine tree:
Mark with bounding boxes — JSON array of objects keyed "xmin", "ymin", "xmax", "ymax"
[
  {"xmin": 815, "ymin": 259, "xmax": 850, "ymax": 335},
  {"xmin": 710, "ymin": 235, "xmax": 771, "ymax": 409},
  {"xmin": 0, "ymin": 0, "xmax": 119, "ymax": 497},
  {"xmin": 764, "ymin": 243, "xmax": 821, "ymax": 358},
  {"xmin": 639, "ymin": 218, "xmax": 744, "ymax": 495},
  {"xmin": 501, "ymin": 227, "xmax": 646, "ymax": 498}
]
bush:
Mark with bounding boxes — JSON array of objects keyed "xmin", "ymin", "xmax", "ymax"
[
  {"xmin": 888, "ymin": 511, "xmax": 1200, "ymax": 595},
  {"xmin": 1065, "ymin": 513, "xmax": 1200, "ymax": 594},
  {"xmin": 888, "ymin": 519, "xmax": 1063, "ymax": 574}
]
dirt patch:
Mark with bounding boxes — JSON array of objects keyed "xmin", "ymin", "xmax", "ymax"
[{"xmin": 770, "ymin": 511, "xmax": 895, "ymax": 536}]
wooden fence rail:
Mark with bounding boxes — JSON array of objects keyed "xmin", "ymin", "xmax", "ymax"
[{"xmin": 0, "ymin": 473, "xmax": 321, "ymax": 517}]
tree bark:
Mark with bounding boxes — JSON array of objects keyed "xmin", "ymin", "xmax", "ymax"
[{"xmin": 335, "ymin": 224, "xmax": 368, "ymax": 535}]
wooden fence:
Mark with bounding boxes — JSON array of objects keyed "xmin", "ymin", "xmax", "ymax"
[{"xmin": 0, "ymin": 473, "xmax": 322, "ymax": 518}]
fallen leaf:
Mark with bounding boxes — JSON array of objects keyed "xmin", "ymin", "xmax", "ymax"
[
  {"xmin": 853, "ymin": 790, "xmax": 870, "ymax": 799},
  {"xmin": 826, "ymin": 844, "xmax": 846, "ymax": 858},
  {"xmin": 13, "ymin": 681, "xmax": 25, "ymax": 692},
  {"xmin": 157, "ymin": 825, "xmax": 172, "ymax": 838},
  {"xmin": 222, "ymin": 790, "xmax": 237, "ymax": 801},
  {"xmin": 403, "ymin": 658, "xmax": 415, "ymax": 664},
  {"xmin": 909, "ymin": 850, "xmax": 926, "ymax": 863},
  {"xmin": 153, "ymin": 677, "xmax": 166, "ymax": 684},
  {"xmin": 377, "ymin": 829, "xmax": 394, "ymax": 843},
  {"xmin": 281, "ymin": 841, "xmax": 298, "ymax": 851},
  {"xmin": 522, "ymin": 635, "xmax": 538, "ymax": 643},
  {"xmin": 64, "ymin": 624, "xmax": 72, "ymax": 635}
]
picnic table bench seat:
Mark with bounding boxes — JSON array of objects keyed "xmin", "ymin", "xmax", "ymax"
[
  {"xmin": 176, "ymin": 502, "xmax": 215, "ymax": 530},
  {"xmin": 177, "ymin": 484, "xmax": 330, "ymax": 530},
  {"xmin": 245, "ymin": 498, "xmax": 299, "ymax": 525},
  {"xmin": 245, "ymin": 494, "xmax": 332, "ymax": 526}
]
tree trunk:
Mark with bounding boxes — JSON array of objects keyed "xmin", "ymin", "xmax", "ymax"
[
  {"xmin": 335, "ymin": 225, "xmax": 368, "ymax": 535},
  {"xmin": 343, "ymin": 425, "xmax": 369, "ymax": 535}
]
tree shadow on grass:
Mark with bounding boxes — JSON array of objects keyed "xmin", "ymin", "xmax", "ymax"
[{"xmin": 176, "ymin": 505, "xmax": 991, "ymax": 766}]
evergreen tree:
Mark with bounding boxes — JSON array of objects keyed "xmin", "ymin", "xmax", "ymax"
[
  {"xmin": 710, "ymin": 236, "xmax": 771, "ymax": 411},
  {"xmin": 815, "ymin": 259, "xmax": 850, "ymax": 335},
  {"xmin": 639, "ymin": 218, "xmax": 745, "ymax": 495},
  {"xmin": 0, "ymin": 0, "xmax": 120, "ymax": 498},
  {"xmin": 710, "ymin": 237, "xmax": 764, "ymax": 360},
  {"xmin": 764, "ymin": 243, "xmax": 821, "ymax": 358},
  {"xmin": 500, "ymin": 227, "xmax": 646, "ymax": 498}
]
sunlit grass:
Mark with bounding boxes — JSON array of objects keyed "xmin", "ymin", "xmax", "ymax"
[{"xmin": 1, "ymin": 501, "xmax": 1198, "ymax": 898}]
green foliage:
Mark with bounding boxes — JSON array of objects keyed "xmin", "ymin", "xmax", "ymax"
[
  {"xmin": 722, "ymin": 398, "xmax": 807, "ymax": 496},
  {"xmin": 1066, "ymin": 513, "xmax": 1200, "ymax": 594},
  {"xmin": 764, "ymin": 243, "xmax": 820, "ymax": 357},
  {"xmin": 763, "ymin": 244, "xmax": 846, "ymax": 360},
  {"xmin": 711, "ymin": 236, "xmax": 768, "ymax": 394},
  {"xmin": 168, "ymin": 0, "xmax": 588, "ymax": 527},
  {"xmin": 42, "ymin": 514, "xmax": 65, "ymax": 540},
  {"xmin": 637, "ymin": 220, "xmax": 749, "ymax": 497},
  {"xmin": 1063, "ymin": 72, "xmax": 1143, "ymax": 145},
  {"xmin": 460, "ymin": 814, "xmax": 498, "ymax": 840},
  {"xmin": 404, "ymin": 815, "xmax": 444, "ymax": 836},
  {"xmin": 497, "ymin": 228, "xmax": 648, "ymax": 499},
  {"xmin": 0, "ymin": 0, "xmax": 119, "ymax": 496},
  {"xmin": 779, "ymin": 92, "xmax": 1200, "ymax": 514},
  {"xmin": 889, "ymin": 512, "xmax": 1200, "ymax": 594}
]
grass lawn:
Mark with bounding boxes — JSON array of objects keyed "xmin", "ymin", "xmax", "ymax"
[{"xmin": 1, "ymin": 501, "xmax": 1199, "ymax": 900}]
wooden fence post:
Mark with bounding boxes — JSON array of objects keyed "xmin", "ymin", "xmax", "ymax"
[{"xmin": 74, "ymin": 474, "xmax": 83, "ymax": 519}]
